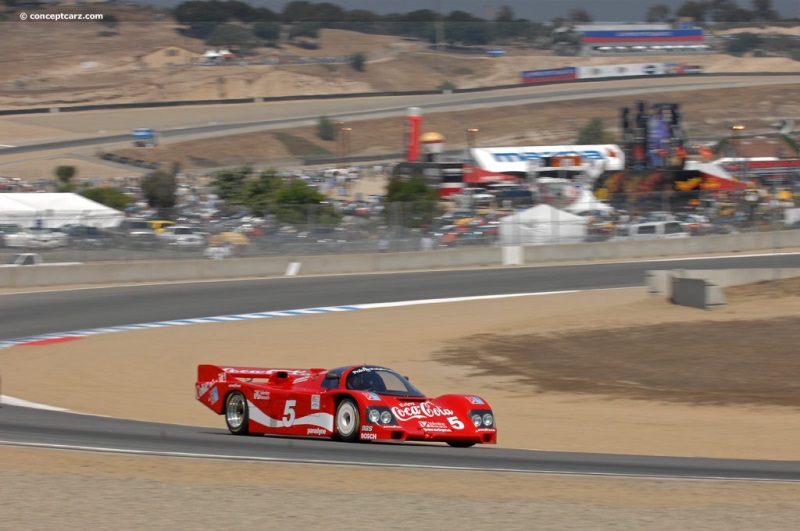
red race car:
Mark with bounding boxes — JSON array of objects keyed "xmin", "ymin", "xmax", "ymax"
[{"xmin": 196, "ymin": 364, "xmax": 497, "ymax": 447}]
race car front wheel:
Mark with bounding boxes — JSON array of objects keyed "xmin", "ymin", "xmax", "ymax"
[
  {"xmin": 225, "ymin": 392, "xmax": 250, "ymax": 435},
  {"xmin": 335, "ymin": 398, "xmax": 360, "ymax": 442}
]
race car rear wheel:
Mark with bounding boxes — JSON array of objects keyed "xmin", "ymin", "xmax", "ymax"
[
  {"xmin": 334, "ymin": 398, "xmax": 360, "ymax": 442},
  {"xmin": 225, "ymin": 392, "xmax": 250, "ymax": 435}
]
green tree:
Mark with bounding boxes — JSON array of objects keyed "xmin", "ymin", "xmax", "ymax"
[
  {"xmin": 384, "ymin": 174, "xmax": 438, "ymax": 228},
  {"xmin": 206, "ymin": 23, "xmax": 257, "ymax": 48},
  {"xmin": 241, "ymin": 169, "xmax": 283, "ymax": 216},
  {"xmin": 317, "ymin": 115, "xmax": 336, "ymax": 141},
  {"xmin": 174, "ymin": 0, "xmax": 230, "ymax": 39},
  {"xmin": 79, "ymin": 187, "xmax": 131, "ymax": 211},
  {"xmin": 568, "ymin": 8, "xmax": 593, "ymax": 24},
  {"xmin": 141, "ymin": 170, "xmax": 177, "ymax": 214},
  {"xmin": 281, "ymin": 0, "xmax": 317, "ymax": 23},
  {"xmin": 254, "ymin": 20, "xmax": 281, "ymax": 42},
  {"xmin": 645, "ymin": 4, "xmax": 672, "ymax": 22},
  {"xmin": 54, "ymin": 165, "xmax": 77, "ymax": 192},
  {"xmin": 385, "ymin": 174, "xmax": 438, "ymax": 203},
  {"xmin": 727, "ymin": 32, "xmax": 763, "ymax": 55},
  {"xmin": 350, "ymin": 52, "xmax": 366, "ymax": 72},
  {"xmin": 576, "ymin": 117, "xmax": 616, "ymax": 144},
  {"xmin": 210, "ymin": 166, "xmax": 252, "ymax": 203},
  {"xmin": 675, "ymin": 0, "xmax": 710, "ymax": 22},
  {"xmin": 445, "ymin": 11, "xmax": 492, "ymax": 45},
  {"xmin": 288, "ymin": 22, "xmax": 320, "ymax": 40},
  {"xmin": 752, "ymin": 0, "xmax": 778, "ymax": 21},
  {"xmin": 98, "ymin": 14, "xmax": 119, "ymax": 29},
  {"xmin": 272, "ymin": 180, "xmax": 333, "ymax": 225}
]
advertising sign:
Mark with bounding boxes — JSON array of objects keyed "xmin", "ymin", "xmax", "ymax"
[
  {"xmin": 582, "ymin": 29, "xmax": 704, "ymax": 43},
  {"xmin": 577, "ymin": 63, "xmax": 666, "ymax": 79},
  {"xmin": 520, "ymin": 67, "xmax": 577, "ymax": 84}
]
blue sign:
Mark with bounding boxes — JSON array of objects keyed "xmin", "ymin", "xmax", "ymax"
[{"xmin": 132, "ymin": 128, "xmax": 155, "ymax": 140}]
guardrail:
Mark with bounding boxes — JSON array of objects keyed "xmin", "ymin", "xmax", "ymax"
[{"xmin": 1, "ymin": 229, "xmax": 798, "ymax": 289}]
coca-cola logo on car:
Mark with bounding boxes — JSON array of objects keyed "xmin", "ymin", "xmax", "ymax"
[{"xmin": 391, "ymin": 402, "xmax": 454, "ymax": 421}]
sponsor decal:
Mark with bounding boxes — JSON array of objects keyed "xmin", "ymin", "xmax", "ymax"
[
  {"xmin": 360, "ymin": 433, "xmax": 377, "ymax": 440},
  {"xmin": 311, "ymin": 394, "xmax": 320, "ymax": 410},
  {"xmin": 196, "ymin": 371, "xmax": 227, "ymax": 399},
  {"xmin": 392, "ymin": 401, "xmax": 454, "ymax": 422},
  {"xmin": 351, "ymin": 366, "xmax": 389, "ymax": 375},
  {"xmin": 362, "ymin": 425, "xmax": 373, "ymax": 432},
  {"xmin": 418, "ymin": 420, "xmax": 452, "ymax": 433},
  {"xmin": 364, "ymin": 392, "xmax": 381, "ymax": 401},
  {"xmin": 468, "ymin": 396, "xmax": 484, "ymax": 405},
  {"xmin": 253, "ymin": 390, "xmax": 270, "ymax": 400},
  {"xmin": 209, "ymin": 387, "xmax": 219, "ymax": 405},
  {"xmin": 306, "ymin": 427, "xmax": 327, "ymax": 436}
]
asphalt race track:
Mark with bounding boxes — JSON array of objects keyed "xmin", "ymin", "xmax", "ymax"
[
  {"xmin": 2, "ymin": 75, "xmax": 798, "ymax": 154},
  {"xmin": 2, "ymin": 254, "xmax": 800, "ymax": 481}
]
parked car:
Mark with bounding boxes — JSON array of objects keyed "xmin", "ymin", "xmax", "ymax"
[
  {"xmin": 147, "ymin": 220, "xmax": 176, "ymax": 233},
  {"xmin": 436, "ymin": 209, "xmax": 476, "ymax": 226},
  {"xmin": 614, "ymin": 220, "xmax": 689, "ymax": 241},
  {"xmin": 157, "ymin": 225, "xmax": 206, "ymax": 250},
  {"xmin": 675, "ymin": 213, "xmax": 713, "ymax": 236},
  {"xmin": 65, "ymin": 225, "xmax": 113, "ymax": 249},
  {"xmin": 108, "ymin": 218, "xmax": 159, "ymax": 248},
  {"xmin": 0, "ymin": 223, "xmax": 23, "ymax": 247},
  {"xmin": 3, "ymin": 226, "xmax": 67, "ymax": 249}
]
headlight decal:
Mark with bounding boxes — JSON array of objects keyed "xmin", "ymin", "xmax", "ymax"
[
  {"xmin": 366, "ymin": 406, "xmax": 397, "ymax": 425},
  {"xmin": 468, "ymin": 409, "xmax": 495, "ymax": 428}
]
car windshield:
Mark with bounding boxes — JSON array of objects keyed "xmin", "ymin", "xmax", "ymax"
[{"xmin": 344, "ymin": 366, "xmax": 425, "ymax": 397}]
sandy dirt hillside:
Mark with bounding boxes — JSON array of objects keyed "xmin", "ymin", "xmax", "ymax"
[{"xmin": 1, "ymin": 4, "xmax": 798, "ymax": 108}]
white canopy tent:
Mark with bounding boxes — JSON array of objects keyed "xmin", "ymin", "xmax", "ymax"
[
  {"xmin": 499, "ymin": 204, "xmax": 588, "ymax": 245},
  {"xmin": 562, "ymin": 188, "xmax": 615, "ymax": 216},
  {"xmin": 0, "ymin": 193, "xmax": 124, "ymax": 228}
]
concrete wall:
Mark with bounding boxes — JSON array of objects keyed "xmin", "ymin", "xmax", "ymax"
[
  {"xmin": 646, "ymin": 268, "xmax": 800, "ymax": 297},
  {"xmin": 2, "ymin": 230, "xmax": 799, "ymax": 289}
]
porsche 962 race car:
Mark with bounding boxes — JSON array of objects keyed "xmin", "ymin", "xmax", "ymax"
[{"xmin": 196, "ymin": 364, "xmax": 497, "ymax": 447}]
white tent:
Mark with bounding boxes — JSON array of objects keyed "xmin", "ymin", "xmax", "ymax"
[
  {"xmin": 563, "ymin": 188, "xmax": 615, "ymax": 216},
  {"xmin": 499, "ymin": 204, "xmax": 588, "ymax": 245},
  {"xmin": 0, "ymin": 193, "xmax": 124, "ymax": 228}
]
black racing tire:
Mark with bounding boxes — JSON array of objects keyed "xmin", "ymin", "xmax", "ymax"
[
  {"xmin": 447, "ymin": 441, "xmax": 476, "ymax": 448},
  {"xmin": 334, "ymin": 398, "xmax": 360, "ymax": 442},
  {"xmin": 224, "ymin": 391, "xmax": 250, "ymax": 435}
]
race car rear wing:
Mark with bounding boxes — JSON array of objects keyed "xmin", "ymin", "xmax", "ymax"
[{"xmin": 197, "ymin": 364, "xmax": 326, "ymax": 384}]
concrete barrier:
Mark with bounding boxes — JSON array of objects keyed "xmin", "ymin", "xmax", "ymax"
[
  {"xmin": 646, "ymin": 268, "xmax": 800, "ymax": 297},
  {"xmin": 671, "ymin": 277, "xmax": 727, "ymax": 310},
  {"xmin": 1, "ymin": 230, "xmax": 799, "ymax": 289}
]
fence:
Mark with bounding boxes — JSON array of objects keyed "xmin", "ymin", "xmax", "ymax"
[{"xmin": 1, "ymin": 194, "xmax": 799, "ymax": 265}]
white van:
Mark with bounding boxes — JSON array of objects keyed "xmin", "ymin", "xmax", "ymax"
[{"xmin": 614, "ymin": 221, "xmax": 689, "ymax": 241}]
